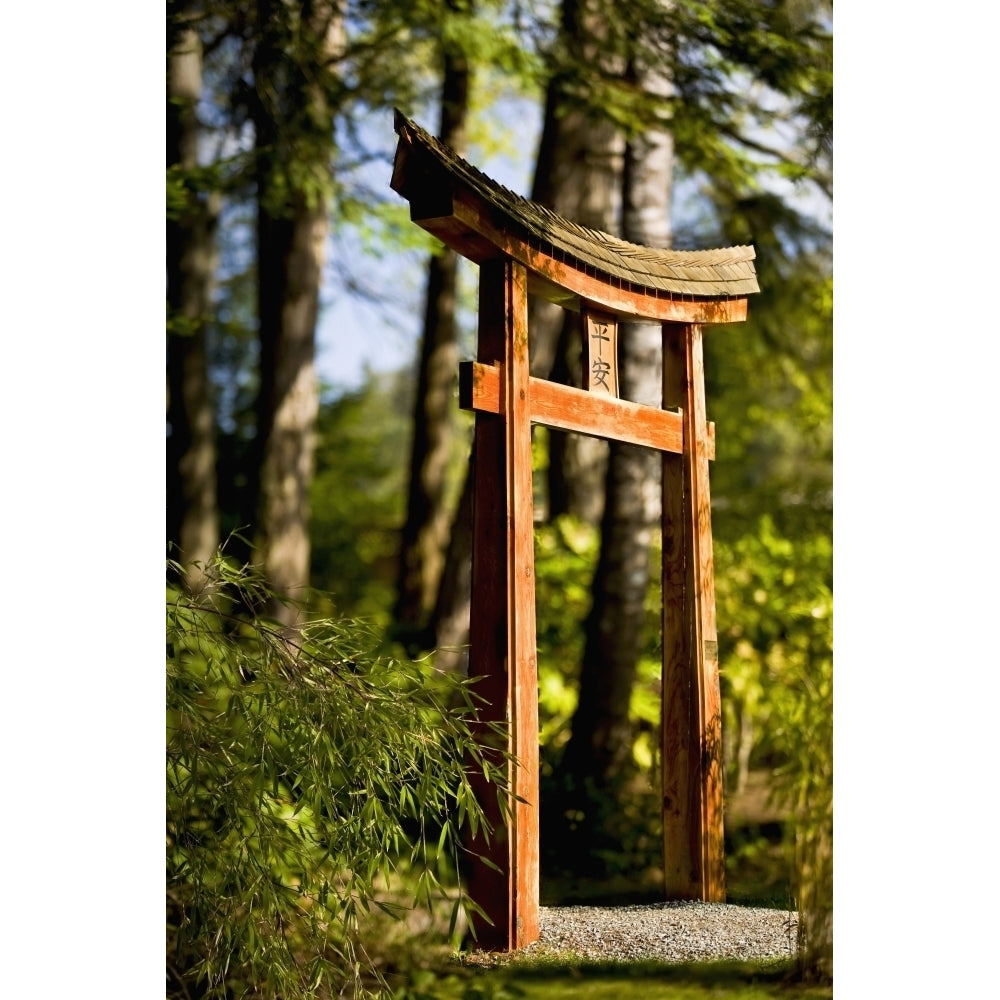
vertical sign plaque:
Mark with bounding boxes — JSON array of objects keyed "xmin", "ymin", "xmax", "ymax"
[{"xmin": 583, "ymin": 309, "xmax": 619, "ymax": 397}]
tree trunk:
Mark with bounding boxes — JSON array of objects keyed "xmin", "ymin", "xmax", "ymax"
[
  {"xmin": 426, "ymin": 0, "xmax": 623, "ymax": 665},
  {"xmin": 529, "ymin": 0, "xmax": 623, "ymax": 524},
  {"xmin": 253, "ymin": 205, "xmax": 323, "ymax": 623},
  {"xmin": 250, "ymin": 0, "xmax": 343, "ymax": 626},
  {"xmin": 394, "ymin": 32, "xmax": 471, "ymax": 644},
  {"xmin": 167, "ymin": 13, "xmax": 219, "ymax": 590},
  {"xmin": 430, "ymin": 441, "xmax": 474, "ymax": 674},
  {"xmin": 544, "ymin": 313, "xmax": 608, "ymax": 524},
  {"xmin": 556, "ymin": 57, "xmax": 674, "ymax": 864},
  {"xmin": 427, "ymin": 0, "xmax": 623, "ymax": 665}
]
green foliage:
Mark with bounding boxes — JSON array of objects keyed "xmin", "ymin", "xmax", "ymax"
[
  {"xmin": 437, "ymin": 0, "xmax": 545, "ymax": 88},
  {"xmin": 533, "ymin": 513, "xmax": 664, "ymax": 774},
  {"xmin": 756, "ymin": 527, "xmax": 832, "ymax": 979},
  {"xmin": 776, "ymin": 650, "xmax": 832, "ymax": 981},
  {"xmin": 426, "ymin": 958, "xmax": 832, "ymax": 999},
  {"xmin": 308, "ymin": 371, "xmax": 414, "ymax": 624},
  {"xmin": 309, "ymin": 367, "xmax": 473, "ymax": 629},
  {"xmin": 533, "ymin": 516, "xmax": 597, "ymax": 755},
  {"xmin": 531, "ymin": 0, "xmax": 831, "ymax": 206},
  {"xmin": 167, "ymin": 554, "xmax": 510, "ymax": 999},
  {"xmin": 714, "ymin": 516, "xmax": 832, "ymax": 974},
  {"xmin": 339, "ymin": 198, "xmax": 444, "ymax": 260},
  {"xmin": 716, "ymin": 517, "xmax": 831, "ymax": 768},
  {"xmin": 670, "ymin": 0, "xmax": 832, "ymax": 199}
]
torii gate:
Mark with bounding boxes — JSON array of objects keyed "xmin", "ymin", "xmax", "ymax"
[{"xmin": 390, "ymin": 112, "xmax": 759, "ymax": 951}]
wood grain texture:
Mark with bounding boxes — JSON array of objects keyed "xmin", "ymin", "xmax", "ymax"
[
  {"xmin": 504, "ymin": 260, "xmax": 540, "ymax": 948},
  {"xmin": 466, "ymin": 269, "xmax": 514, "ymax": 950},
  {"xmin": 459, "ymin": 361, "xmax": 684, "ymax": 455},
  {"xmin": 466, "ymin": 260, "xmax": 540, "ymax": 950},
  {"xmin": 415, "ymin": 186, "xmax": 750, "ymax": 324},
  {"xmin": 661, "ymin": 322, "xmax": 725, "ymax": 902}
]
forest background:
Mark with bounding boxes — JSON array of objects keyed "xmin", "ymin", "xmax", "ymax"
[
  {"xmin": 163, "ymin": 0, "xmax": 836, "ymax": 990},
  {"xmin": 6, "ymin": 3, "xmax": 1000, "ymax": 999}
]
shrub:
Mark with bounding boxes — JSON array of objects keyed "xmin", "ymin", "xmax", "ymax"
[{"xmin": 167, "ymin": 555, "xmax": 509, "ymax": 999}]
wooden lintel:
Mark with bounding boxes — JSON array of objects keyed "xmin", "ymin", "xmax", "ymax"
[
  {"xmin": 460, "ymin": 360, "xmax": 693, "ymax": 456},
  {"xmin": 411, "ymin": 184, "xmax": 748, "ymax": 325},
  {"xmin": 408, "ymin": 194, "xmax": 504, "ymax": 264}
]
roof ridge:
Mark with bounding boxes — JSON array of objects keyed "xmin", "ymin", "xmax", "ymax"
[{"xmin": 393, "ymin": 111, "xmax": 759, "ymax": 298}]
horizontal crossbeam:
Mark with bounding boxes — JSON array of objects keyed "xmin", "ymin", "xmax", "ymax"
[{"xmin": 459, "ymin": 361, "xmax": 715, "ymax": 458}]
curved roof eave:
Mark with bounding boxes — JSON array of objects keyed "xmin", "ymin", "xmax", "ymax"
[{"xmin": 391, "ymin": 110, "xmax": 760, "ymax": 302}]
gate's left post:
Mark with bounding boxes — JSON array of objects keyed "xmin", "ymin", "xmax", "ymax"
[{"xmin": 465, "ymin": 258, "xmax": 539, "ymax": 950}]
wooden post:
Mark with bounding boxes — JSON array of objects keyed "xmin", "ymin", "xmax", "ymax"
[
  {"xmin": 466, "ymin": 259, "xmax": 539, "ymax": 949},
  {"xmin": 661, "ymin": 322, "xmax": 725, "ymax": 901}
]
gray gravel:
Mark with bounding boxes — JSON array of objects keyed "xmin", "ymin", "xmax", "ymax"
[{"xmin": 526, "ymin": 902, "xmax": 798, "ymax": 964}]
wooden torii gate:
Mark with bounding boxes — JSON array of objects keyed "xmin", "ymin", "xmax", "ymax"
[{"xmin": 390, "ymin": 112, "xmax": 759, "ymax": 951}]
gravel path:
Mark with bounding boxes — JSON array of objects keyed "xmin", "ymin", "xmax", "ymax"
[{"xmin": 482, "ymin": 903, "xmax": 798, "ymax": 965}]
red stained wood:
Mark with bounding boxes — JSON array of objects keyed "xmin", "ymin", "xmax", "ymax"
[
  {"xmin": 466, "ymin": 272, "xmax": 514, "ymax": 949},
  {"xmin": 393, "ymin": 116, "xmax": 747, "ymax": 951},
  {"xmin": 661, "ymin": 323, "xmax": 725, "ymax": 902},
  {"xmin": 466, "ymin": 260, "xmax": 539, "ymax": 950},
  {"xmin": 411, "ymin": 186, "xmax": 749, "ymax": 325},
  {"xmin": 459, "ymin": 361, "xmax": 685, "ymax": 456},
  {"xmin": 504, "ymin": 261, "xmax": 540, "ymax": 948}
]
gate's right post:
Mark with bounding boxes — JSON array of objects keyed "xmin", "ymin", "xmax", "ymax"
[{"xmin": 660, "ymin": 321, "xmax": 726, "ymax": 901}]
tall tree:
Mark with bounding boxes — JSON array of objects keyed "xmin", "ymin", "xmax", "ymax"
[
  {"xmin": 430, "ymin": 464, "xmax": 475, "ymax": 672},
  {"xmin": 167, "ymin": 0, "xmax": 475, "ymax": 617},
  {"xmin": 249, "ymin": 0, "xmax": 345, "ymax": 625},
  {"xmin": 529, "ymin": 0, "xmax": 623, "ymax": 523},
  {"xmin": 557, "ymin": 51, "xmax": 673, "ymax": 838},
  {"xmin": 427, "ymin": 0, "xmax": 622, "ymax": 667},
  {"xmin": 167, "ymin": 0, "xmax": 220, "ymax": 589},
  {"xmin": 394, "ymin": 2, "xmax": 472, "ymax": 644}
]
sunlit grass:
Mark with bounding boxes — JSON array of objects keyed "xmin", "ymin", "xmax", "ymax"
[{"xmin": 397, "ymin": 959, "xmax": 832, "ymax": 999}]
